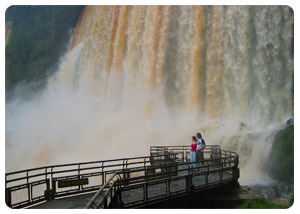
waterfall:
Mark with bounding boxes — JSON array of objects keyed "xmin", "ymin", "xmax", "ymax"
[
  {"xmin": 6, "ymin": 6, "xmax": 293, "ymax": 185},
  {"xmin": 65, "ymin": 6, "xmax": 293, "ymax": 123}
]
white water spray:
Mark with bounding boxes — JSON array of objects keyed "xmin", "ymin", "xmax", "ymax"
[{"xmin": 6, "ymin": 6, "xmax": 293, "ymax": 186}]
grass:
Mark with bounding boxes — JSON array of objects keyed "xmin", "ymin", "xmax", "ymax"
[{"xmin": 235, "ymin": 198, "xmax": 289, "ymax": 209}]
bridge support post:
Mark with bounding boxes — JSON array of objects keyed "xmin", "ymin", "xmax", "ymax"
[
  {"xmin": 115, "ymin": 189, "xmax": 124, "ymax": 208},
  {"xmin": 232, "ymin": 167, "xmax": 240, "ymax": 180},
  {"xmin": 5, "ymin": 188, "xmax": 11, "ymax": 207},
  {"xmin": 185, "ymin": 175, "xmax": 194, "ymax": 193},
  {"xmin": 167, "ymin": 178, "xmax": 171, "ymax": 197},
  {"xmin": 103, "ymin": 198, "xmax": 107, "ymax": 208},
  {"xmin": 233, "ymin": 155, "xmax": 240, "ymax": 180},
  {"xmin": 44, "ymin": 179, "xmax": 55, "ymax": 201},
  {"xmin": 122, "ymin": 169, "xmax": 130, "ymax": 185}
]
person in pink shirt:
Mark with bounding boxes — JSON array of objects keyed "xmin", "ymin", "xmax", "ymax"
[{"xmin": 190, "ymin": 136, "xmax": 197, "ymax": 168}]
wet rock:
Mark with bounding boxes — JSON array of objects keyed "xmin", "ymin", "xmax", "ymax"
[
  {"xmin": 250, "ymin": 183, "xmax": 293, "ymax": 201},
  {"xmin": 239, "ymin": 122, "xmax": 251, "ymax": 132},
  {"xmin": 286, "ymin": 118, "xmax": 294, "ymax": 126},
  {"xmin": 274, "ymin": 198, "xmax": 290, "ymax": 206}
]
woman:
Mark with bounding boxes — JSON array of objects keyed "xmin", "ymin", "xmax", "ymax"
[{"xmin": 190, "ymin": 136, "xmax": 197, "ymax": 168}]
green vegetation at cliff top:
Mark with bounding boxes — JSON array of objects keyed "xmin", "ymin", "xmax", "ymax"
[
  {"xmin": 5, "ymin": 5, "xmax": 84, "ymax": 95},
  {"xmin": 268, "ymin": 124, "xmax": 294, "ymax": 184},
  {"xmin": 235, "ymin": 198, "xmax": 289, "ymax": 209}
]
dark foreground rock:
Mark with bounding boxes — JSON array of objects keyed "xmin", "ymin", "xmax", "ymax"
[{"xmin": 250, "ymin": 183, "xmax": 293, "ymax": 206}]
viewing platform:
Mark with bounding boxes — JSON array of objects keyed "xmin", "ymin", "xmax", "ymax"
[{"xmin": 5, "ymin": 145, "xmax": 239, "ymax": 208}]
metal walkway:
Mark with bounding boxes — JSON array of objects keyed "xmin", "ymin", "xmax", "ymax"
[
  {"xmin": 5, "ymin": 145, "xmax": 239, "ymax": 208},
  {"xmin": 29, "ymin": 192, "xmax": 95, "ymax": 209}
]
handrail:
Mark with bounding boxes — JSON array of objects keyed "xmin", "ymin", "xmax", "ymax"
[
  {"xmin": 85, "ymin": 173, "xmax": 121, "ymax": 209},
  {"xmin": 5, "ymin": 154, "xmax": 172, "ymax": 176},
  {"xmin": 5, "ymin": 145, "xmax": 239, "ymax": 209},
  {"xmin": 4, "ymin": 146, "xmax": 221, "ymax": 181},
  {"xmin": 5, "ymin": 153, "xmax": 176, "ymax": 186},
  {"xmin": 116, "ymin": 147, "xmax": 238, "ymax": 208},
  {"xmin": 5, "ymin": 153, "xmax": 176, "ymax": 208},
  {"xmin": 84, "ymin": 153, "xmax": 238, "ymax": 209}
]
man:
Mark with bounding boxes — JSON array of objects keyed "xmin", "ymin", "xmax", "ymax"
[{"xmin": 196, "ymin": 132, "xmax": 206, "ymax": 168}]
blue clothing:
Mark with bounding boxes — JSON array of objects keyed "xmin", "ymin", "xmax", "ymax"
[{"xmin": 190, "ymin": 151, "xmax": 197, "ymax": 167}]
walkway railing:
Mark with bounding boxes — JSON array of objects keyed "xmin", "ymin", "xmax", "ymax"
[
  {"xmin": 85, "ymin": 173, "xmax": 121, "ymax": 208},
  {"xmin": 5, "ymin": 145, "xmax": 239, "ymax": 209},
  {"xmin": 150, "ymin": 145, "xmax": 222, "ymax": 162},
  {"xmin": 5, "ymin": 154, "xmax": 176, "ymax": 208},
  {"xmin": 114, "ymin": 145, "xmax": 239, "ymax": 208}
]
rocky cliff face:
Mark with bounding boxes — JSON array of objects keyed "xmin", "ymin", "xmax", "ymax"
[{"xmin": 5, "ymin": 22, "xmax": 12, "ymax": 45}]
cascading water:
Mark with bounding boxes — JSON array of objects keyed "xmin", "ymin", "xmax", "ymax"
[{"xmin": 6, "ymin": 6, "xmax": 293, "ymax": 185}]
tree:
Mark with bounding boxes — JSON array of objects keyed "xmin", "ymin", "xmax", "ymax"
[{"xmin": 5, "ymin": 5, "xmax": 85, "ymax": 94}]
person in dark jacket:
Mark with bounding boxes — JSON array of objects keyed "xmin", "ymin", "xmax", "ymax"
[{"xmin": 196, "ymin": 132, "xmax": 206, "ymax": 168}]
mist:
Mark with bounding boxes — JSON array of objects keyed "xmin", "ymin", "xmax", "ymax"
[
  {"xmin": 5, "ymin": 44, "xmax": 200, "ymax": 171},
  {"xmin": 5, "ymin": 6, "xmax": 293, "ymax": 187}
]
